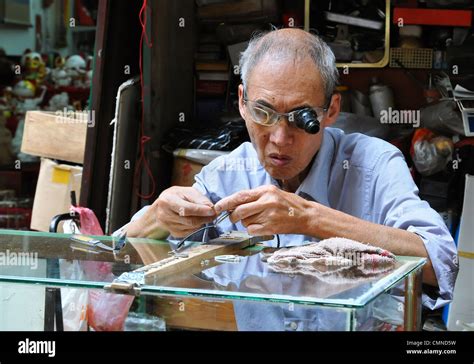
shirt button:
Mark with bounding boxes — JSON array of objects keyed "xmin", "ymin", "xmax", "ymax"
[{"xmin": 289, "ymin": 322, "xmax": 298, "ymax": 330}]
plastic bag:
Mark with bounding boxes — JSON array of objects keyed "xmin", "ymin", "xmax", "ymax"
[
  {"xmin": 81, "ymin": 260, "xmax": 135, "ymax": 331},
  {"xmin": 70, "ymin": 206, "xmax": 104, "ymax": 235},
  {"xmin": 163, "ymin": 121, "xmax": 249, "ymax": 151},
  {"xmin": 87, "ymin": 289, "xmax": 135, "ymax": 331},
  {"xmin": 420, "ymin": 100, "xmax": 464, "ymax": 136},
  {"xmin": 59, "ymin": 260, "xmax": 88, "ymax": 331},
  {"xmin": 61, "ymin": 287, "xmax": 88, "ymax": 331},
  {"xmin": 64, "ymin": 208, "xmax": 135, "ymax": 331},
  {"xmin": 411, "ymin": 128, "xmax": 453, "ymax": 176}
]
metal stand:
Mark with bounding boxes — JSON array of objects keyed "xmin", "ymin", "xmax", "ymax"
[
  {"xmin": 44, "ymin": 191, "xmax": 79, "ymax": 331},
  {"xmin": 44, "ymin": 259, "xmax": 64, "ymax": 331}
]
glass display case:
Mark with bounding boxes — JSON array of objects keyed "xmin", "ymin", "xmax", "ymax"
[{"xmin": 0, "ymin": 229, "xmax": 425, "ymax": 331}]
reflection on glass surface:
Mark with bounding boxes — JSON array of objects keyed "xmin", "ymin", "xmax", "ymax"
[{"xmin": 0, "ymin": 229, "xmax": 425, "ymax": 308}]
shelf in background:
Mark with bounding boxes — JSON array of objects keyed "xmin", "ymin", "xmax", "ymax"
[
  {"xmin": 70, "ymin": 25, "xmax": 96, "ymax": 32},
  {"xmin": 393, "ymin": 8, "xmax": 472, "ymax": 27}
]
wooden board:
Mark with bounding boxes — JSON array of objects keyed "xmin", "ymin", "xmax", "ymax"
[
  {"xmin": 153, "ymin": 297, "xmax": 237, "ymax": 331},
  {"xmin": 142, "ymin": 232, "xmax": 272, "ymax": 285},
  {"xmin": 21, "ymin": 111, "xmax": 87, "ymax": 164}
]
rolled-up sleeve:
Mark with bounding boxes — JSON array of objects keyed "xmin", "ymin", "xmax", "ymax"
[
  {"xmin": 111, "ymin": 206, "xmax": 151, "ymax": 237},
  {"xmin": 369, "ymin": 150, "xmax": 459, "ymax": 310},
  {"xmin": 112, "ymin": 160, "xmax": 224, "ymax": 240}
]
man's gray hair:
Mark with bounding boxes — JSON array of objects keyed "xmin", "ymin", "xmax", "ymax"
[{"xmin": 239, "ymin": 30, "xmax": 339, "ymax": 103}]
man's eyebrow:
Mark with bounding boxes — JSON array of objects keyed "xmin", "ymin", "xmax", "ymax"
[
  {"xmin": 254, "ymin": 99, "xmax": 276, "ymax": 109},
  {"xmin": 288, "ymin": 104, "xmax": 312, "ymax": 112},
  {"xmin": 254, "ymin": 99, "xmax": 313, "ymax": 112}
]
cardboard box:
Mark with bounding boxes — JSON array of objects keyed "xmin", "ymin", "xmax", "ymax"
[
  {"xmin": 30, "ymin": 158, "xmax": 82, "ymax": 232},
  {"xmin": 171, "ymin": 149, "xmax": 229, "ymax": 187},
  {"xmin": 21, "ymin": 110, "xmax": 89, "ymax": 164},
  {"xmin": 171, "ymin": 157, "xmax": 205, "ymax": 187}
]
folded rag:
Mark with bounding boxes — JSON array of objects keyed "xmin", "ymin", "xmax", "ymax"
[{"xmin": 266, "ymin": 237, "xmax": 396, "ymax": 283}]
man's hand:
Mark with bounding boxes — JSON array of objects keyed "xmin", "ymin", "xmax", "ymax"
[
  {"xmin": 214, "ymin": 185, "xmax": 313, "ymax": 236},
  {"xmin": 155, "ymin": 186, "xmax": 217, "ymax": 237},
  {"xmin": 126, "ymin": 186, "xmax": 216, "ymax": 239},
  {"xmin": 212, "ymin": 185, "xmax": 439, "ymax": 287}
]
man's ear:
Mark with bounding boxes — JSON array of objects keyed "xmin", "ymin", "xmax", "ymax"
[
  {"xmin": 238, "ymin": 84, "xmax": 246, "ymax": 119},
  {"xmin": 323, "ymin": 93, "xmax": 341, "ymax": 127}
]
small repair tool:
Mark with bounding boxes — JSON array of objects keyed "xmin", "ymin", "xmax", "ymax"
[
  {"xmin": 112, "ymin": 230, "xmax": 274, "ymax": 287},
  {"xmin": 70, "ymin": 235, "xmax": 114, "ymax": 252},
  {"xmin": 173, "ymin": 210, "xmax": 232, "ymax": 253},
  {"xmin": 113, "ymin": 231, "xmax": 128, "ymax": 253}
]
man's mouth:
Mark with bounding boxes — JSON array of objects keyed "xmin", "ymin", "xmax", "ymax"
[{"xmin": 268, "ymin": 153, "xmax": 292, "ymax": 166}]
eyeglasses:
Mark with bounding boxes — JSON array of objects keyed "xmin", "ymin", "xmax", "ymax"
[{"xmin": 243, "ymin": 97, "xmax": 330, "ymax": 128}]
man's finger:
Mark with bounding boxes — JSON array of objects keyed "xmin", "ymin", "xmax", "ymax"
[
  {"xmin": 168, "ymin": 196, "xmax": 216, "ymax": 217},
  {"xmin": 229, "ymin": 200, "xmax": 267, "ymax": 224},
  {"xmin": 164, "ymin": 207, "xmax": 214, "ymax": 225},
  {"xmin": 175, "ymin": 214, "xmax": 215, "ymax": 228},
  {"xmin": 183, "ymin": 187, "xmax": 214, "ymax": 207},
  {"xmin": 167, "ymin": 225, "xmax": 199, "ymax": 238},
  {"xmin": 214, "ymin": 188, "xmax": 265, "ymax": 213}
]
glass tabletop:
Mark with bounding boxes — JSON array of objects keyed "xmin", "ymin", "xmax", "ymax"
[{"xmin": 0, "ymin": 229, "xmax": 426, "ymax": 308}]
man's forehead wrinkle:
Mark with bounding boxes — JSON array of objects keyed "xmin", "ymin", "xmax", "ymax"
[
  {"xmin": 248, "ymin": 66, "xmax": 322, "ymax": 98},
  {"xmin": 251, "ymin": 55, "xmax": 317, "ymax": 83},
  {"xmin": 248, "ymin": 86, "xmax": 317, "ymax": 113},
  {"xmin": 250, "ymin": 47, "xmax": 320, "ymax": 87},
  {"xmin": 248, "ymin": 84, "xmax": 304, "ymax": 101}
]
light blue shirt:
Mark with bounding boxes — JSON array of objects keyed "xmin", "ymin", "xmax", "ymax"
[
  {"xmin": 125, "ymin": 127, "xmax": 458, "ymax": 329},
  {"xmin": 190, "ymin": 127, "xmax": 458, "ymax": 311}
]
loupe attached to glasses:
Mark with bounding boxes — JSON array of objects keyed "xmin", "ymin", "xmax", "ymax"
[
  {"xmin": 293, "ymin": 108, "xmax": 320, "ymax": 134},
  {"xmin": 243, "ymin": 88, "xmax": 325, "ymax": 134}
]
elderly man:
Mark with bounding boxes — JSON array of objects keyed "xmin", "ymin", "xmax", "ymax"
[{"xmin": 122, "ymin": 29, "xmax": 457, "ymax": 317}]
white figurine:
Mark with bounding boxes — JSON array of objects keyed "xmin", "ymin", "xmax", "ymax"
[
  {"xmin": 65, "ymin": 55, "xmax": 87, "ymax": 87},
  {"xmin": 45, "ymin": 92, "xmax": 74, "ymax": 112}
]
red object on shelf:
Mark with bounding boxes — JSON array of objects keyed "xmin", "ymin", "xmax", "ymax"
[
  {"xmin": 75, "ymin": 0, "xmax": 95, "ymax": 26},
  {"xmin": 196, "ymin": 80, "xmax": 227, "ymax": 96},
  {"xmin": 41, "ymin": 84, "xmax": 90, "ymax": 109},
  {"xmin": 282, "ymin": 12, "xmax": 302, "ymax": 28},
  {"xmin": 393, "ymin": 8, "xmax": 472, "ymax": 27}
]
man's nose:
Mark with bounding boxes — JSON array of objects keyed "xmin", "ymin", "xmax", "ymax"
[{"xmin": 268, "ymin": 118, "xmax": 293, "ymax": 146}]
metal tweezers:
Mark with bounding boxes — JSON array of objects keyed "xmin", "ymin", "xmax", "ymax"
[{"xmin": 173, "ymin": 211, "xmax": 231, "ymax": 253}]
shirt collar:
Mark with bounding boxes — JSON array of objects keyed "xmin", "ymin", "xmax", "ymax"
[
  {"xmin": 266, "ymin": 128, "xmax": 334, "ymax": 207},
  {"xmin": 299, "ymin": 129, "xmax": 335, "ymax": 206}
]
